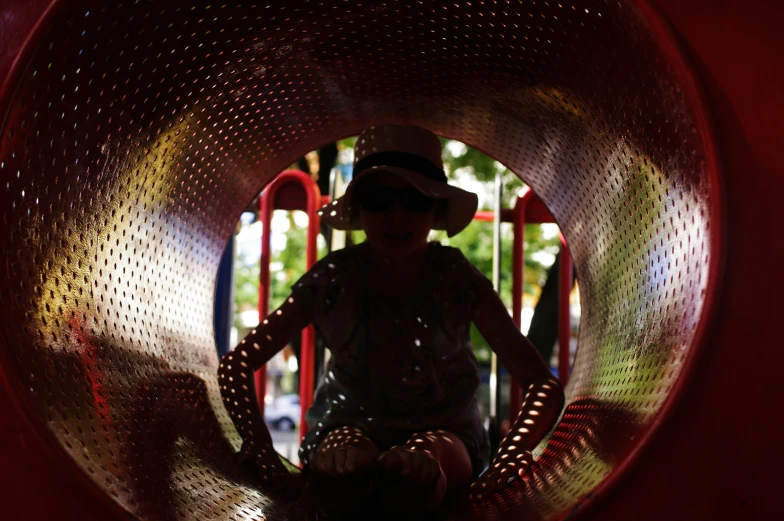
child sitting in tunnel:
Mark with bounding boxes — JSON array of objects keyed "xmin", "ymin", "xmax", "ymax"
[{"xmin": 218, "ymin": 125, "xmax": 565, "ymax": 514}]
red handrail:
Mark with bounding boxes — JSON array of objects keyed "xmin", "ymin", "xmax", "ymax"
[
  {"xmin": 474, "ymin": 196, "xmax": 554, "ymax": 224},
  {"xmin": 508, "ymin": 188, "xmax": 534, "ymax": 421},
  {"xmin": 507, "ymin": 187, "xmax": 572, "ymax": 424},
  {"xmin": 257, "ymin": 169, "xmax": 321, "ymax": 441}
]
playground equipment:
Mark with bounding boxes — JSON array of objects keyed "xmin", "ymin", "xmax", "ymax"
[
  {"xmin": 1, "ymin": 0, "xmax": 782, "ymax": 520},
  {"xmin": 255, "ymin": 169, "xmax": 325, "ymax": 435}
]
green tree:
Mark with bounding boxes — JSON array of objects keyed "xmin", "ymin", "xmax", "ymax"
[{"xmin": 233, "ymin": 213, "xmax": 327, "ymax": 336}]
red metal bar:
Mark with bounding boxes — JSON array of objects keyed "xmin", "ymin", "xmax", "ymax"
[
  {"xmin": 299, "ymin": 175, "xmax": 322, "ymax": 440},
  {"xmin": 523, "ymin": 198, "xmax": 556, "ymax": 224},
  {"xmin": 257, "ymin": 170, "xmax": 321, "ymax": 440},
  {"xmin": 256, "ymin": 189, "xmax": 273, "ymax": 417},
  {"xmin": 267, "ymin": 184, "xmax": 561, "ymax": 429},
  {"xmin": 509, "ymin": 188, "xmax": 531, "ymax": 422},
  {"xmin": 508, "ymin": 187, "xmax": 554, "ymax": 424},
  {"xmin": 558, "ymin": 233, "xmax": 573, "ymax": 386}
]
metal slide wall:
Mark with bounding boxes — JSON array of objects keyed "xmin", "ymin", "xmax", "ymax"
[{"xmin": 1, "ymin": 1, "xmax": 782, "ymax": 519}]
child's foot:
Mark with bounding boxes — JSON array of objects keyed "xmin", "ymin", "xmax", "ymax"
[
  {"xmin": 310, "ymin": 426, "xmax": 380, "ymax": 476},
  {"xmin": 378, "ymin": 446, "xmax": 447, "ymax": 514}
]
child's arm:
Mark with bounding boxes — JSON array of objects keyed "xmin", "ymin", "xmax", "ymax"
[
  {"xmin": 218, "ymin": 295, "xmax": 309, "ymax": 480},
  {"xmin": 470, "ymin": 289, "xmax": 566, "ymax": 499}
]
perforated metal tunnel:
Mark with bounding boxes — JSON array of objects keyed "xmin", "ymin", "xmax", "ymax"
[{"xmin": 2, "ymin": 0, "xmax": 782, "ymax": 520}]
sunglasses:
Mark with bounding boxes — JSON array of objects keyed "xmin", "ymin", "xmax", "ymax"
[{"xmin": 355, "ymin": 184, "xmax": 437, "ymax": 213}]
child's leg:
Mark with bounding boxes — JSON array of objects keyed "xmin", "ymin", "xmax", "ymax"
[
  {"xmin": 378, "ymin": 430, "xmax": 473, "ymax": 511},
  {"xmin": 310, "ymin": 425, "xmax": 380, "ymax": 475}
]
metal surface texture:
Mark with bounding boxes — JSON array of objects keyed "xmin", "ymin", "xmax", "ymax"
[{"xmin": 4, "ymin": 0, "xmax": 780, "ymax": 519}]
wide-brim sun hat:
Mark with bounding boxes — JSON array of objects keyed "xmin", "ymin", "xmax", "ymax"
[{"xmin": 320, "ymin": 125, "xmax": 478, "ymax": 238}]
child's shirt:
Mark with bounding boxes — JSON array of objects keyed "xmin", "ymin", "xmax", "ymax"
[{"xmin": 292, "ymin": 241, "xmax": 493, "ymax": 474}]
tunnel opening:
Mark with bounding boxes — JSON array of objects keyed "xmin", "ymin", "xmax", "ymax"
[
  {"xmin": 223, "ymin": 139, "xmax": 580, "ymax": 467},
  {"xmin": 0, "ymin": 1, "xmax": 721, "ymax": 520}
]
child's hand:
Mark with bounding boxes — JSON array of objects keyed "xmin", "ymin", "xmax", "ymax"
[
  {"xmin": 237, "ymin": 439, "xmax": 294, "ymax": 492},
  {"xmin": 470, "ymin": 449, "xmax": 534, "ymax": 501},
  {"xmin": 310, "ymin": 426, "xmax": 380, "ymax": 476}
]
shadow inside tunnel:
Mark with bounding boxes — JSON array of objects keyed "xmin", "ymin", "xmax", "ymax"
[{"xmin": 21, "ymin": 320, "xmax": 308, "ymax": 521}]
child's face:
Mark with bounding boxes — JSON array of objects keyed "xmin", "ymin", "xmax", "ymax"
[{"xmin": 356, "ymin": 172, "xmax": 437, "ymax": 257}]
